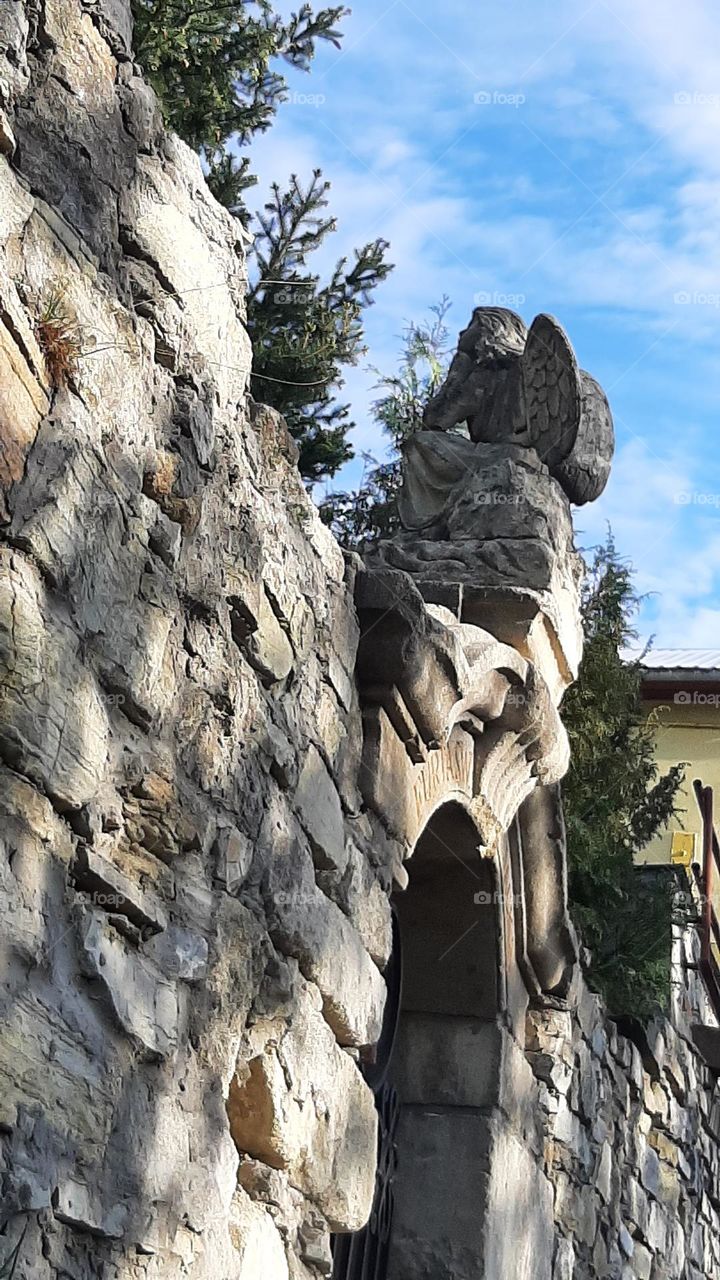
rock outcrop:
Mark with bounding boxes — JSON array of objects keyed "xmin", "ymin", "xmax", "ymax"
[{"xmin": 0, "ymin": 3, "xmax": 386, "ymax": 1274}]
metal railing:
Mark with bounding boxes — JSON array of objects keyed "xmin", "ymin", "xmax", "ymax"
[{"xmin": 693, "ymin": 779, "xmax": 720, "ymax": 1019}]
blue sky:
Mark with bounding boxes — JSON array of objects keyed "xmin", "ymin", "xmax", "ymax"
[{"xmin": 247, "ymin": 0, "xmax": 720, "ymax": 647}]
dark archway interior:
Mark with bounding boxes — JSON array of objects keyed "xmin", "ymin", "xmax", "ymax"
[
  {"xmin": 383, "ymin": 802, "xmax": 506, "ymax": 1278},
  {"xmin": 331, "ymin": 804, "xmax": 506, "ymax": 1280},
  {"xmin": 395, "ymin": 801, "xmax": 500, "ymax": 1021},
  {"xmin": 389, "ymin": 801, "xmax": 502, "ymax": 1115}
]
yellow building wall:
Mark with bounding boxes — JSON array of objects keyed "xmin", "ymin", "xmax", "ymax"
[{"xmin": 637, "ymin": 700, "xmax": 720, "ymax": 865}]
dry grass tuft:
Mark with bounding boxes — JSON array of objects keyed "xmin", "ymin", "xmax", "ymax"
[
  {"xmin": 35, "ymin": 286, "xmax": 82, "ymax": 387},
  {"xmin": 147, "ymin": 450, "xmax": 178, "ymax": 499}
]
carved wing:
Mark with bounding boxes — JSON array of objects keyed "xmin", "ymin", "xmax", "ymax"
[
  {"xmin": 552, "ymin": 371, "xmax": 614, "ymax": 505},
  {"xmin": 522, "ymin": 314, "xmax": 581, "ymax": 470}
]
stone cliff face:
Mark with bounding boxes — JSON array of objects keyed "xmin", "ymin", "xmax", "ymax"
[
  {"xmin": 2, "ymin": 4, "xmax": 720, "ymax": 1280},
  {"xmin": 0, "ymin": 2, "xmax": 389, "ymax": 1274}
]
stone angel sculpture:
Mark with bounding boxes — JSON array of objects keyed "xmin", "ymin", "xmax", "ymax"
[{"xmin": 397, "ymin": 308, "xmax": 615, "ymax": 532}]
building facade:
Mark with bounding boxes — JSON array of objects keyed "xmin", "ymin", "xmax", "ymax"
[{"xmin": 637, "ymin": 652, "xmax": 720, "ymax": 869}]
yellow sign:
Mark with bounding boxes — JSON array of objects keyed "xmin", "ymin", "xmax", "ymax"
[{"xmin": 671, "ymin": 831, "xmax": 696, "ymax": 865}]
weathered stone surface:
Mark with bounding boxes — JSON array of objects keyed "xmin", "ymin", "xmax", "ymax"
[
  {"xmin": 0, "ymin": 316, "xmax": 49, "ymax": 519},
  {"xmin": 231, "ymin": 582, "xmax": 294, "ymax": 685},
  {"xmin": 53, "ymin": 1175, "xmax": 127, "ymax": 1239},
  {"xmin": 119, "ymin": 148, "xmax": 252, "ymax": 408},
  {"xmin": 553, "ymin": 1237, "xmax": 575, "ymax": 1280},
  {"xmin": 328, "ymin": 840, "xmax": 393, "ymax": 969},
  {"xmin": 264, "ymin": 844, "xmax": 386, "ymax": 1047},
  {"xmin": 80, "ymin": 911, "xmax": 178, "ymax": 1057},
  {"xmin": 216, "ymin": 824, "xmax": 254, "ymax": 893},
  {"xmin": 294, "ymin": 744, "xmax": 347, "ymax": 872},
  {"xmin": 0, "ymin": 549, "xmax": 110, "ymax": 808},
  {"xmin": 389, "ymin": 1110, "xmax": 553, "ymax": 1280},
  {"xmin": 73, "ymin": 840, "xmax": 167, "ymax": 932},
  {"xmin": 393, "ymin": 1016, "xmax": 531, "ymax": 1114},
  {"xmin": 143, "ymin": 924, "xmax": 209, "ymax": 982},
  {"xmin": 376, "ymin": 446, "xmax": 585, "ymax": 696},
  {"xmin": 228, "ymin": 979, "xmax": 377, "ymax": 1230},
  {"xmin": 232, "ymin": 1190, "xmax": 290, "ymax": 1280}
]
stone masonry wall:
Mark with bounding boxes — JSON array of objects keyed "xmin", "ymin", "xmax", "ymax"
[
  {"xmin": 3, "ymin": 3, "xmax": 720, "ymax": 1280},
  {"xmin": 529, "ymin": 973, "xmax": 720, "ymax": 1280}
]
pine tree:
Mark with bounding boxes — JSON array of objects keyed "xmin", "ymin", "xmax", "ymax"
[
  {"xmin": 132, "ymin": 1, "xmax": 347, "ymax": 207},
  {"xmin": 131, "ymin": 1, "xmax": 394, "ymax": 482},
  {"xmin": 246, "ymin": 172, "xmax": 392, "ymax": 481},
  {"xmin": 561, "ymin": 536, "xmax": 685, "ymax": 1020},
  {"xmin": 320, "ymin": 299, "xmax": 452, "ymax": 541}
]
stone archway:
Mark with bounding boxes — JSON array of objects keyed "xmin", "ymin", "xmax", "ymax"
[
  {"xmin": 351, "ymin": 565, "xmax": 576, "ymax": 1280},
  {"xmin": 387, "ymin": 801, "xmax": 504, "ymax": 1279},
  {"xmin": 385, "ymin": 801, "xmax": 555, "ymax": 1280}
]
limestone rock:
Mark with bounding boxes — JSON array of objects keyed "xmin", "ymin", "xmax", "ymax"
[
  {"xmin": 0, "ymin": 311, "xmax": 48, "ymax": 520},
  {"xmin": 119, "ymin": 148, "xmax": 252, "ymax": 408},
  {"xmin": 216, "ymin": 824, "xmax": 254, "ymax": 894},
  {"xmin": 264, "ymin": 845, "xmax": 386, "ymax": 1047},
  {"xmin": 230, "ymin": 583, "xmax": 294, "ymax": 685},
  {"xmin": 0, "ymin": 549, "xmax": 110, "ymax": 809},
  {"xmin": 53, "ymin": 1175, "xmax": 127, "ymax": 1239},
  {"xmin": 79, "ymin": 911, "xmax": 178, "ymax": 1058},
  {"xmin": 228, "ymin": 980, "xmax": 377, "ymax": 1230},
  {"xmin": 73, "ymin": 841, "xmax": 167, "ymax": 933},
  {"xmin": 232, "ymin": 1191, "xmax": 290, "ymax": 1280},
  {"xmin": 294, "ymin": 745, "xmax": 347, "ymax": 873}
]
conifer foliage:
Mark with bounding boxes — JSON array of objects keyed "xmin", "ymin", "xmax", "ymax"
[
  {"xmin": 132, "ymin": 1, "xmax": 347, "ymax": 205},
  {"xmin": 131, "ymin": 0, "xmax": 393, "ymax": 481},
  {"xmin": 320, "ymin": 299, "xmax": 452, "ymax": 540},
  {"xmin": 247, "ymin": 172, "xmax": 391, "ymax": 481},
  {"xmin": 561, "ymin": 536, "xmax": 685, "ymax": 1020}
]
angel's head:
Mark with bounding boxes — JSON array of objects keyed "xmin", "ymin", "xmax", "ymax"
[{"xmin": 462, "ymin": 307, "xmax": 528, "ymax": 361}]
